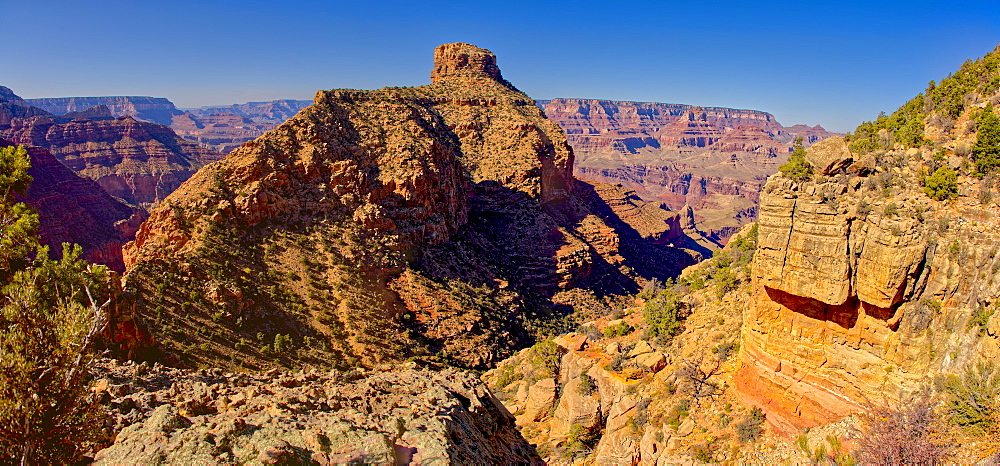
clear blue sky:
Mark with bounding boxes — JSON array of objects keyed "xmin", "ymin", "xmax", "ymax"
[{"xmin": 3, "ymin": 0, "xmax": 998, "ymax": 132}]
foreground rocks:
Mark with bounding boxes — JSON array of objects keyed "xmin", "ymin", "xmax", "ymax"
[{"xmin": 91, "ymin": 359, "xmax": 539, "ymax": 465}]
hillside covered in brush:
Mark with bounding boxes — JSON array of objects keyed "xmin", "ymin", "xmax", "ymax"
[{"xmin": 121, "ymin": 43, "xmax": 706, "ymax": 372}]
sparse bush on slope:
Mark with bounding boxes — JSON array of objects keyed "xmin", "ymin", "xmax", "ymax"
[{"xmin": 0, "ymin": 145, "xmax": 113, "ymax": 464}]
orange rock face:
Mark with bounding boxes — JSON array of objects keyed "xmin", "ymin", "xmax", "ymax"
[
  {"xmin": 737, "ymin": 138, "xmax": 1000, "ymax": 433},
  {"xmin": 122, "ymin": 43, "xmax": 695, "ymax": 370}
]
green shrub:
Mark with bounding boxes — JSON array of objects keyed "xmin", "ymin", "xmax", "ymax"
[
  {"xmin": 530, "ymin": 339, "xmax": 563, "ymax": 379},
  {"xmin": 714, "ymin": 267, "xmax": 737, "ymax": 299},
  {"xmin": 643, "ymin": 289, "xmax": 685, "ymax": 344},
  {"xmin": 577, "ymin": 373, "xmax": 596, "ymax": 396},
  {"xmin": 691, "ymin": 444, "xmax": 714, "ymax": 463},
  {"xmin": 492, "ymin": 365, "xmax": 523, "ymax": 390},
  {"xmin": 736, "ymin": 407, "xmax": 766, "ymax": 443},
  {"xmin": 779, "ymin": 139, "xmax": 813, "ymax": 181},
  {"xmin": 969, "ymin": 304, "xmax": 997, "ymax": 334},
  {"xmin": 602, "ymin": 321, "xmax": 633, "ymax": 338},
  {"xmin": 712, "ymin": 341, "xmax": 739, "ymax": 362},
  {"xmin": 943, "ymin": 362, "xmax": 1000, "ymax": 434},
  {"xmin": 923, "ymin": 167, "xmax": 959, "ymax": 200},
  {"xmin": 665, "ymin": 399, "xmax": 690, "ymax": 427},
  {"xmin": 562, "ymin": 423, "xmax": 599, "ymax": 458},
  {"xmin": 0, "ymin": 146, "xmax": 111, "ymax": 463},
  {"xmin": 883, "ymin": 202, "xmax": 899, "ymax": 217},
  {"xmin": 796, "ymin": 433, "xmax": 810, "ymax": 453},
  {"xmin": 974, "ymin": 103, "xmax": 1000, "ymax": 175}
]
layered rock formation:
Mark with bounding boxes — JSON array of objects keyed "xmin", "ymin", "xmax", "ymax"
[
  {"xmin": 185, "ymin": 99, "xmax": 312, "ymax": 121},
  {"xmin": 538, "ymin": 98, "xmax": 841, "ymax": 243},
  {"xmin": 171, "ymin": 99, "xmax": 312, "ymax": 153},
  {"xmin": 483, "ymin": 228, "xmax": 765, "ymax": 463},
  {"xmin": 26, "ymin": 96, "xmax": 184, "ymax": 125},
  {"xmin": 2, "ymin": 137, "xmax": 143, "ymax": 272},
  {"xmin": 1, "ymin": 112, "xmax": 223, "ymax": 209},
  {"xmin": 736, "ymin": 64, "xmax": 1000, "ymax": 433},
  {"xmin": 122, "ymin": 43, "xmax": 697, "ymax": 371},
  {"xmin": 91, "ymin": 359, "xmax": 539, "ymax": 464}
]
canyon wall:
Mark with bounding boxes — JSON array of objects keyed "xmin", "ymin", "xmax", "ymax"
[
  {"xmin": 171, "ymin": 99, "xmax": 312, "ymax": 153},
  {"xmin": 2, "ymin": 138, "xmax": 143, "ymax": 272},
  {"xmin": 1, "ymin": 113, "xmax": 223, "ymax": 209},
  {"xmin": 26, "ymin": 96, "xmax": 184, "ymax": 125},
  {"xmin": 539, "ymin": 98, "xmax": 840, "ymax": 244}
]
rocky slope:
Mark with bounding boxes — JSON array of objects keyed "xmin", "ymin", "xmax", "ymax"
[
  {"xmin": 481, "ymin": 226, "xmax": 827, "ymax": 464},
  {"xmin": 2, "ymin": 137, "xmax": 143, "ymax": 272},
  {"xmin": 538, "ymin": 99, "xmax": 841, "ymax": 244},
  {"xmin": 1, "ymin": 106, "xmax": 223, "ymax": 209},
  {"xmin": 171, "ymin": 100, "xmax": 312, "ymax": 153},
  {"xmin": 89, "ymin": 358, "xmax": 539, "ymax": 464},
  {"xmin": 121, "ymin": 43, "xmax": 699, "ymax": 372},
  {"xmin": 26, "ymin": 96, "xmax": 184, "ymax": 125},
  {"xmin": 736, "ymin": 45, "xmax": 1000, "ymax": 437}
]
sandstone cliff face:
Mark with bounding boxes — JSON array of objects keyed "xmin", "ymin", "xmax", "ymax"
[
  {"xmin": 538, "ymin": 98, "xmax": 841, "ymax": 244},
  {"xmin": 122, "ymin": 43, "xmax": 695, "ymax": 371},
  {"xmin": 737, "ymin": 136, "xmax": 1000, "ymax": 433},
  {"xmin": 2, "ymin": 114, "xmax": 223, "ymax": 209},
  {"xmin": 2, "ymin": 138, "xmax": 143, "ymax": 272},
  {"xmin": 91, "ymin": 359, "xmax": 539, "ymax": 464},
  {"xmin": 26, "ymin": 96, "xmax": 184, "ymax": 125}
]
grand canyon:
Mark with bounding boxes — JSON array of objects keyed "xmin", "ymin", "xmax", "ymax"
[{"xmin": 3, "ymin": 32, "xmax": 1000, "ymax": 466}]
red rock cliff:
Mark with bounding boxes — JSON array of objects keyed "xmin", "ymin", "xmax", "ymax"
[{"xmin": 121, "ymin": 43, "xmax": 696, "ymax": 371}]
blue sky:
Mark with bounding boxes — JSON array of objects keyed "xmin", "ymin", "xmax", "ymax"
[{"xmin": 3, "ymin": 0, "xmax": 998, "ymax": 132}]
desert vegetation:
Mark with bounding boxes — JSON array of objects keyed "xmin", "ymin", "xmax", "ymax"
[{"xmin": 0, "ymin": 145, "xmax": 114, "ymax": 463}]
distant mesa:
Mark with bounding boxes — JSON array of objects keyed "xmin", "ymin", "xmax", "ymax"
[
  {"xmin": 1, "ymin": 92, "xmax": 223, "ymax": 210},
  {"xmin": 537, "ymin": 98, "xmax": 841, "ymax": 244},
  {"xmin": 170, "ymin": 99, "xmax": 312, "ymax": 153},
  {"xmin": 26, "ymin": 96, "xmax": 184, "ymax": 126}
]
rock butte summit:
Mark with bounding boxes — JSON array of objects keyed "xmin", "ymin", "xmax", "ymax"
[
  {"xmin": 430, "ymin": 42, "xmax": 510, "ymax": 86},
  {"xmin": 120, "ymin": 43, "xmax": 701, "ymax": 371}
]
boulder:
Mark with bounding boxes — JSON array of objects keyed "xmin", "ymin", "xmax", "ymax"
[
  {"xmin": 804, "ymin": 136, "xmax": 853, "ymax": 175},
  {"xmin": 635, "ymin": 352, "xmax": 667, "ymax": 373},
  {"xmin": 627, "ymin": 340, "xmax": 654, "ymax": 357},
  {"xmin": 550, "ymin": 375, "xmax": 601, "ymax": 438},
  {"xmin": 676, "ymin": 418, "xmax": 695, "ymax": 437},
  {"xmin": 554, "ymin": 332, "xmax": 589, "ymax": 351},
  {"xmin": 640, "ymin": 424, "xmax": 664, "ymax": 466}
]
